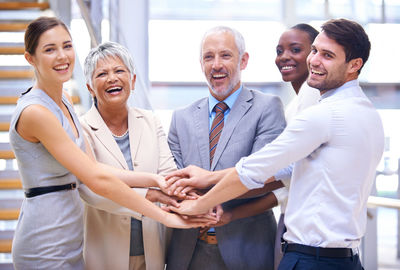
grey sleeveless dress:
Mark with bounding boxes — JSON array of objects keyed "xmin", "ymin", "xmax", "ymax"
[{"xmin": 9, "ymin": 89, "xmax": 85, "ymax": 269}]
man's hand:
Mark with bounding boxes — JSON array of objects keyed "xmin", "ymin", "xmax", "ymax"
[
  {"xmin": 146, "ymin": 188, "xmax": 180, "ymax": 208},
  {"xmin": 165, "ymin": 165, "xmax": 213, "ymax": 196},
  {"xmin": 213, "ymin": 204, "xmax": 233, "ymax": 227}
]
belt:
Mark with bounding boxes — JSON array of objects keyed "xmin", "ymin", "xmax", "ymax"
[
  {"xmin": 25, "ymin": 183, "xmax": 77, "ymax": 198},
  {"xmin": 198, "ymin": 231, "xmax": 218, "ymax": 245},
  {"xmin": 283, "ymin": 243, "xmax": 355, "ymax": 258}
]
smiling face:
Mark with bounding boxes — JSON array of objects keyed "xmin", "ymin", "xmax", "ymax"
[
  {"xmin": 25, "ymin": 25, "xmax": 75, "ymax": 86},
  {"xmin": 201, "ymin": 31, "xmax": 249, "ymax": 101},
  {"xmin": 306, "ymin": 32, "xmax": 354, "ymax": 94},
  {"xmin": 275, "ymin": 29, "xmax": 312, "ymax": 91},
  {"xmin": 88, "ymin": 56, "xmax": 136, "ymax": 110}
]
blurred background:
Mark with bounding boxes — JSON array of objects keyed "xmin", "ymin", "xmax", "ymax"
[{"xmin": 0, "ymin": 0, "xmax": 399, "ymax": 269}]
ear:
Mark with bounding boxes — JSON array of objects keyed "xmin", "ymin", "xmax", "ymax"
[
  {"xmin": 348, "ymin": 58, "xmax": 363, "ymax": 74},
  {"xmin": 200, "ymin": 58, "xmax": 205, "ymax": 72},
  {"xmin": 240, "ymin": 52, "xmax": 249, "ymax": 70},
  {"xmin": 24, "ymin": 52, "xmax": 35, "ymax": 66},
  {"xmin": 86, "ymin": 84, "xmax": 96, "ymax": 98},
  {"xmin": 131, "ymin": 74, "xmax": 137, "ymax": 90}
]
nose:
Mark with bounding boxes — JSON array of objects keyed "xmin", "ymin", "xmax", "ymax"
[
  {"xmin": 280, "ymin": 50, "xmax": 290, "ymax": 61},
  {"xmin": 57, "ymin": 48, "xmax": 67, "ymax": 60},
  {"xmin": 212, "ymin": 56, "xmax": 223, "ymax": 70},
  {"xmin": 308, "ymin": 52, "xmax": 320, "ymax": 67},
  {"xmin": 107, "ymin": 72, "xmax": 117, "ymax": 83}
]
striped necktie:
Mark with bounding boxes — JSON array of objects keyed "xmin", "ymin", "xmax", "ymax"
[{"xmin": 209, "ymin": 102, "xmax": 229, "ymax": 166}]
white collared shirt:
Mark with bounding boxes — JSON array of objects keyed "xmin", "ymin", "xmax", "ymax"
[{"xmin": 236, "ymin": 80, "xmax": 384, "ymax": 248}]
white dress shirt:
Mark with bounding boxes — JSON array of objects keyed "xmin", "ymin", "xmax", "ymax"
[
  {"xmin": 272, "ymin": 83, "xmax": 321, "ymax": 211},
  {"xmin": 236, "ymin": 80, "xmax": 384, "ymax": 248}
]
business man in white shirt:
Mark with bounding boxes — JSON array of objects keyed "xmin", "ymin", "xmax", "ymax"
[{"xmin": 166, "ymin": 18, "xmax": 384, "ymax": 270}]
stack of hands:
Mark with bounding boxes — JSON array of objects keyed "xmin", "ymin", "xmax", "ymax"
[{"xmin": 149, "ymin": 165, "xmax": 230, "ymax": 229}]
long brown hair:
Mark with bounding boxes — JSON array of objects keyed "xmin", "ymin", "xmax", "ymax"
[{"xmin": 24, "ymin": 16, "xmax": 70, "ymax": 55}]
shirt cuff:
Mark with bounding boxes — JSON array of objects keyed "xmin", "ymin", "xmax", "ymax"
[
  {"xmin": 274, "ymin": 164, "xmax": 293, "ymax": 183},
  {"xmin": 272, "ymin": 186, "xmax": 289, "ymax": 205},
  {"xmin": 235, "ymin": 157, "xmax": 265, "ymax": 190}
]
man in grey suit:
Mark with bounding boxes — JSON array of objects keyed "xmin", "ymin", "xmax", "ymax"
[{"xmin": 166, "ymin": 26, "xmax": 286, "ymax": 270}]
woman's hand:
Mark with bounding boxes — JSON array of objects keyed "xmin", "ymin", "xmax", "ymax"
[
  {"xmin": 168, "ymin": 198, "xmax": 209, "ymax": 216},
  {"xmin": 154, "ymin": 175, "xmax": 171, "ymax": 194},
  {"xmin": 163, "ymin": 211, "xmax": 217, "ymax": 229}
]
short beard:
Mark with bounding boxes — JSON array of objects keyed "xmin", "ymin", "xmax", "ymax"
[
  {"xmin": 207, "ymin": 62, "xmax": 241, "ymax": 99},
  {"xmin": 208, "ymin": 79, "xmax": 237, "ymax": 99},
  {"xmin": 307, "ymin": 79, "xmax": 344, "ymax": 92}
]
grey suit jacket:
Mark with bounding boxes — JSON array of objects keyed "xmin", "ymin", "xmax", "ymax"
[{"xmin": 167, "ymin": 87, "xmax": 286, "ymax": 270}]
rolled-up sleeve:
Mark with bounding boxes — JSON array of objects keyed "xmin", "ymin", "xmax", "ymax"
[{"xmin": 235, "ymin": 105, "xmax": 330, "ymax": 190}]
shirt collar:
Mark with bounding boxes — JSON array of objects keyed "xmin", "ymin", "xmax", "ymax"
[
  {"xmin": 208, "ymin": 85, "xmax": 243, "ymax": 116},
  {"xmin": 320, "ymin": 79, "xmax": 360, "ymax": 102}
]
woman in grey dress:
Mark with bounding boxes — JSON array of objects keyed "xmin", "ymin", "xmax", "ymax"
[{"xmin": 9, "ymin": 16, "xmax": 214, "ymax": 269}]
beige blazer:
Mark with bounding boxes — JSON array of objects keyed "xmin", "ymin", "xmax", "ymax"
[{"xmin": 79, "ymin": 105, "xmax": 176, "ymax": 270}]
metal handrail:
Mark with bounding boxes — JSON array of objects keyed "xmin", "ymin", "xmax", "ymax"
[
  {"xmin": 75, "ymin": 0, "xmax": 99, "ymax": 48},
  {"xmin": 368, "ymin": 195, "xmax": 400, "ymax": 209}
]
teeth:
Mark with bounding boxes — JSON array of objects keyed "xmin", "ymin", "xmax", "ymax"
[
  {"xmin": 54, "ymin": 64, "xmax": 68, "ymax": 70},
  {"xmin": 106, "ymin": 87, "xmax": 122, "ymax": 92},
  {"xmin": 212, "ymin": 74, "xmax": 226, "ymax": 78},
  {"xmin": 281, "ymin": 66, "xmax": 294, "ymax": 70},
  {"xmin": 311, "ymin": 69, "xmax": 324, "ymax": 75}
]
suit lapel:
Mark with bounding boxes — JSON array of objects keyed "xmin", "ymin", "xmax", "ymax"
[
  {"xmin": 211, "ymin": 87, "xmax": 253, "ymax": 170},
  {"xmin": 128, "ymin": 107, "xmax": 143, "ymax": 165},
  {"xmin": 85, "ymin": 105, "xmax": 128, "ymax": 169},
  {"xmin": 194, "ymin": 98, "xmax": 212, "ymax": 170}
]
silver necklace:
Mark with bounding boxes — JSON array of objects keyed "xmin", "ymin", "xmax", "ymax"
[{"xmin": 112, "ymin": 129, "xmax": 129, "ymax": 138}]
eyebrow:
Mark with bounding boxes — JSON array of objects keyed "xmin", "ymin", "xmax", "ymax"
[
  {"xmin": 311, "ymin": 45, "xmax": 336, "ymax": 57},
  {"xmin": 43, "ymin": 40, "xmax": 72, "ymax": 48}
]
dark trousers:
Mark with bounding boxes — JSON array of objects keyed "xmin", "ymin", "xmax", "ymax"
[
  {"xmin": 278, "ymin": 251, "xmax": 364, "ymax": 270},
  {"xmin": 188, "ymin": 240, "xmax": 228, "ymax": 270}
]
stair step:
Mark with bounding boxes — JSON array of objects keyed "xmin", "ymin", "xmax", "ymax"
[
  {"xmin": 0, "ymin": 198, "xmax": 22, "ymax": 220},
  {"xmin": 0, "ymin": 263, "xmax": 14, "ymax": 270},
  {"xmin": 0, "ymin": 171, "xmax": 21, "ymax": 189},
  {"xmin": 0, "ymin": 79, "xmax": 32, "ymax": 92},
  {"xmin": 0, "ymin": 239, "xmax": 12, "ymax": 253},
  {"xmin": 0, "ymin": 22, "xmax": 29, "ymax": 32},
  {"xmin": 0, "ymin": 9, "xmax": 42, "ymax": 22},
  {"xmin": 0, "ymin": 151, "xmax": 14, "ymax": 159},
  {"xmin": 0, "ymin": 122, "xmax": 9, "ymax": 132},
  {"xmin": 0, "ymin": 46, "xmax": 24, "ymax": 54},
  {"xmin": 0, "ymin": 179, "xmax": 21, "ymax": 190},
  {"xmin": 0, "ymin": 209, "xmax": 19, "ymax": 220},
  {"xmin": 0, "ymin": 230, "xmax": 14, "ymax": 241},
  {"xmin": 0, "ymin": 70, "xmax": 33, "ymax": 79},
  {"xmin": 0, "ymin": 114, "xmax": 11, "ymax": 131},
  {"xmin": 0, "ymin": 95, "xmax": 80, "ymax": 104},
  {"xmin": 0, "ymin": 230, "xmax": 13, "ymax": 253},
  {"xmin": 0, "ymin": 97, "xmax": 18, "ymax": 104},
  {"xmin": 0, "ymin": 2, "xmax": 50, "ymax": 10},
  {"xmin": 0, "ymin": 143, "xmax": 14, "ymax": 159}
]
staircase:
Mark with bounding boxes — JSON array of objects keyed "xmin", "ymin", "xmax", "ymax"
[{"xmin": 0, "ymin": 1, "xmax": 80, "ymax": 268}]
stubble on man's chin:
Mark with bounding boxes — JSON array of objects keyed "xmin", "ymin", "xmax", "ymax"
[{"xmin": 210, "ymin": 87, "xmax": 233, "ymax": 100}]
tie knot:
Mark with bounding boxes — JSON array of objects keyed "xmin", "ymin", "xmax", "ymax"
[{"xmin": 214, "ymin": 102, "xmax": 228, "ymax": 113}]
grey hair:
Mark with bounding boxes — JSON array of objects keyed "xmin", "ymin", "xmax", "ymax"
[
  {"xmin": 199, "ymin": 26, "xmax": 246, "ymax": 60},
  {"xmin": 84, "ymin": 41, "xmax": 136, "ymax": 87}
]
